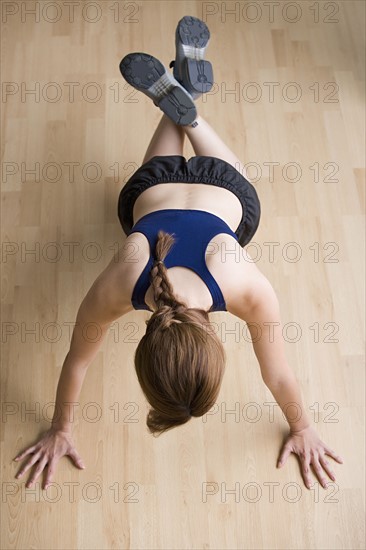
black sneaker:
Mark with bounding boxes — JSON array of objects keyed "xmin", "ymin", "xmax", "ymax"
[
  {"xmin": 169, "ymin": 16, "xmax": 214, "ymax": 100},
  {"xmin": 119, "ymin": 53, "xmax": 197, "ymax": 126}
]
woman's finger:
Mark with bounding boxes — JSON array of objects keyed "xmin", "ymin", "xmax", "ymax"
[
  {"xmin": 277, "ymin": 444, "xmax": 292, "ymax": 467},
  {"xmin": 324, "ymin": 446, "xmax": 343, "ymax": 463},
  {"xmin": 298, "ymin": 451, "xmax": 313, "ymax": 489},
  {"xmin": 310, "ymin": 455, "xmax": 331, "ymax": 488},
  {"xmin": 25, "ymin": 456, "xmax": 49, "ymax": 488},
  {"xmin": 318, "ymin": 453, "xmax": 336, "ymax": 482},
  {"xmin": 44, "ymin": 459, "xmax": 58, "ymax": 489},
  {"xmin": 67, "ymin": 448, "xmax": 85, "ymax": 469},
  {"xmin": 15, "ymin": 452, "xmax": 42, "ymax": 479},
  {"xmin": 14, "ymin": 445, "xmax": 38, "ymax": 461}
]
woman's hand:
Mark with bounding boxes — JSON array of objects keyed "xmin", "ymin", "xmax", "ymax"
[
  {"xmin": 277, "ymin": 425, "xmax": 344, "ymax": 489},
  {"xmin": 13, "ymin": 428, "xmax": 85, "ymax": 489}
]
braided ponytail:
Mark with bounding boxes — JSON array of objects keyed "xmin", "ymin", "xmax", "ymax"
[
  {"xmin": 148, "ymin": 230, "xmax": 188, "ymax": 330},
  {"xmin": 134, "ymin": 230, "xmax": 227, "ymax": 436}
]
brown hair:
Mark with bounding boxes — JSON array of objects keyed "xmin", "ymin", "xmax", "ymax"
[{"xmin": 134, "ymin": 230, "xmax": 226, "ymax": 436}]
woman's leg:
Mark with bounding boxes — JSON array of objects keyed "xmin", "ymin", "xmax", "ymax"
[
  {"xmin": 142, "ymin": 114, "xmax": 185, "ymax": 164},
  {"xmin": 182, "ymin": 115, "xmax": 250, "ymax": 180}
]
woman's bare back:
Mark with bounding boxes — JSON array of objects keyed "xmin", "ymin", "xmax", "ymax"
[
  {"xmin": 132, "ymin": 182, "xmax": 243, "ymax": 232},
  {"xmin": 124, "ymin": 182, "xmax": 253, "ymax": 313}
]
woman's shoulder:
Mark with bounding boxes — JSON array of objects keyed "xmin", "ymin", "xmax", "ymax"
[
  {"xmin": 122, "ymin": 231, "xmax": 150, "ymax": 266},
  {"xmin": 92, "ymin": 233, "xmax": 150, "ymax": 316},
  {"xmin": 207, "ymin": 236, "xmax": 268, "ymax": 318}
]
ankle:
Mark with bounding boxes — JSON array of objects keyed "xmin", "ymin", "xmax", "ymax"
[{"xmin": 182, "ymin": 115, "xmax": 201, "ymax": 129}]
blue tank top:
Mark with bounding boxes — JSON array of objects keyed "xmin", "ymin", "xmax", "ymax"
[{"xmin": 127, "ymin": 209, "xmax": 239, "ymax": 312}]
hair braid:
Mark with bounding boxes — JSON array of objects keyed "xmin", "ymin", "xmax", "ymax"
[
  {"xmin": 147, "ymin": 230, "xmax": 188, "ymax": 331},
  {"xmin": 151, "ymin": 230, "xmax": 185, "ymax": 308},
  {"xmin": 135, "ymin": 235, "xmax": 226, "ymax": 436}
]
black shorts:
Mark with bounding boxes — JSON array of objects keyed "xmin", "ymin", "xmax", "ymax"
[{"xmin": 117, "ymin": 155, "xmax": 261, "ymax": 247}]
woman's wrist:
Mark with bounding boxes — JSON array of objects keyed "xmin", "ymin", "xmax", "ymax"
[
  {"xmin": 286, "ymin": 406, "xmax": 312, "ymax": 434},
  {"xmin": 289, "ymin": 422, "xmax": 312, "ymax": 434},
  {"xmin": 51, "ymin": 401, "xmax": 74, "ymax": 433},
  {"xmin": 51, "ymin": 423, "xmax": 72, "ymax": 433}
]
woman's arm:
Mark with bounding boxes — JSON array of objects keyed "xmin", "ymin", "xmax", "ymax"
[
  {"xmin": 51, "ymin": 292, "xmax": 131, "ymax": 432},
  {"xmin": 234, "ymin": 269, "xmax": 343, "ymax": 489},
  {"xmin": 243, "ymin": 275, "xmax": 311, "ymax": 432},
  {"xmin": 51, "ymin": 249, "xmax": 134, "ymax": 431},
  {"xmin": 14, "ymin": 248, "xmax": 134, "ymax": 487}
]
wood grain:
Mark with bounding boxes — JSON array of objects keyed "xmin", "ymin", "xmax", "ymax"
[{"xmin": 1, "ymin": 1, "xmax": 365, "ymax": 549}]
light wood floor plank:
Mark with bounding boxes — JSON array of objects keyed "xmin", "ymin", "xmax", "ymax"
[{"xmin": 1, "ymin": 1, "xmax": 365, "ymax": 549}]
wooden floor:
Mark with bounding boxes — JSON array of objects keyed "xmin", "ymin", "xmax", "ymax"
[{"xmin": 1, "ymin": 1, "xmax": 365, "ymax": 549}]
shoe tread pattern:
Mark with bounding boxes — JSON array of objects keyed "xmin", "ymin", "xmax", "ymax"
[
  {"xmin": 120, "ymin": 54, "xmax": 165, "ymax": 90},
  {"xmin": 178, "ymin": 16, "xmax": 210, "ymax": 47}
]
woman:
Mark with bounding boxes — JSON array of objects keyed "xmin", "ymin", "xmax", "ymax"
[{"xmin": 13, "ymin": 16, "xmax": 343, "ymax": 491}]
